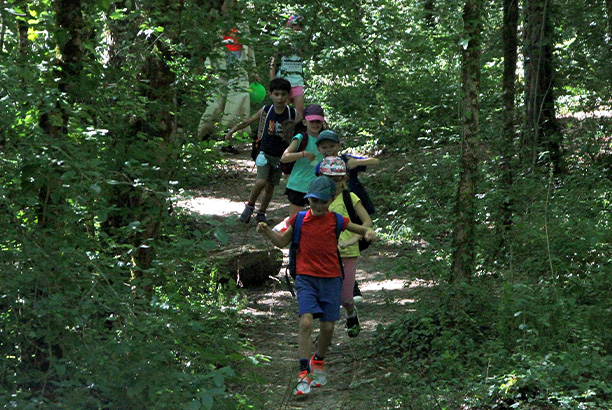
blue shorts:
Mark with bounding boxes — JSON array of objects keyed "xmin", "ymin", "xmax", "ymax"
[{"xmin": 295, "ymin": 275, "xmax": 342, "ymax": 322}]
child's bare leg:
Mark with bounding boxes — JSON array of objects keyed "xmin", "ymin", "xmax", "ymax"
[
  {"xmin": 247, "ymin": 178, "xmax": 268, "ymax": 206},
  {"xmin": 197, "ymin": 99, "xmax": 225, "ymax": 139},
  {"xmin": 298, "ymin": 313, "xmax": 314, "ymax": 359},
  {"xmin": 316, "ymin": 321, "xmax": 336, "ymax": 358},
  {"xmin": 293, "ymin": 94, "xmax": 305, "ymax": 119},
  {"xmin": 258, "ymin": 183, "xmax": 275, "ymax": 213},
  {"xmin": 341, "ymin": 257, "xmax": 357, "ymax": 316}
]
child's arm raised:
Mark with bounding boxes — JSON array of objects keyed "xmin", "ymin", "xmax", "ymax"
[
  {"xmin": 257, "ymin": 222, "xmax": 293, "ymax": 248},
  {"xmin": 281, "ymin": 137, "xmax": 316, "ymax": 163},
  {"xmin": 346, "ymin": 156, "xmax": 380, "ymax": 170},
  {"xmin": 269, "ymin": 56, "xmax": 278, "ymax": 81},
  {"xmin": 225, "ymin": 108, "xmax": 262, "ymax": 140},
  {"xmin": 345, "ymin": 222, "xmax": 376, "ymax": 243}
]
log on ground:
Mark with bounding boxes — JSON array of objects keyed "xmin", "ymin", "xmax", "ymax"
[{"xmin": 209, "ymin": 244, "xmax": 283, "ymax": 287}]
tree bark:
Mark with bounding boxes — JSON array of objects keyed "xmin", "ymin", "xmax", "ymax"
[
  {"xmin": 451, "ymin": 0, "xmax": 483, "ymax": 282},
  {"xmin": 523, "ymin": 0, "xmax": 563, "ymax": 171},
  {"xmin": 497, "ymin": 0, "xmax": 519, "ymax": 258},
  {"xmin": 606, "ymin": 0, "xmax": 612, "ymax": 42},
  {"xmin": 37, "ymin": 0, "xmax": 85, "ymax": 228}
]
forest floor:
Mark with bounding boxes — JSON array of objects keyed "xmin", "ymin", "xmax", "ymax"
[{"xmin": 181, "ymin": 144, "xmax": 428, "ymax": 409}]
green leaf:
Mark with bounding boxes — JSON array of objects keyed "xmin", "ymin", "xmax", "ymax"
[
  {"xmin": 213, "ymin": 228, "xmax": 229, "ymax": 245},
  {"xmin": 110, "ymin": 10, "xmax": 125, "ymax": 20},
  {"xmin": 90, "ymin": 183, "xmax": 102, "ymax": 195},
  {"xmin": 96, "ymin": 0, "xmax": 111, "ymax": 11},
  {"xmin": 202, "ymin": 394, "xmax": 213, "ymax": 410},
  {"xmin": 187, "ymin": 400, "xmax": 201, "ymax": 410}
]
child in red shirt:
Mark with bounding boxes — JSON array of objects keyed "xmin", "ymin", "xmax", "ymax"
[{"xmin": 257, "ymin": 176, "xmax": 375, "ymax": 396}]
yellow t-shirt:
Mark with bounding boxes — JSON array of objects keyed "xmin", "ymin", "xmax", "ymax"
[{"xmin": 329, "ymin": 191, "xmax": 362, "ymax": 258}]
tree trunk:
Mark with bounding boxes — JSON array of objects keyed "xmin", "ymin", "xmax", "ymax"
[
  {"xmin": 451, "ymin": 0, "xmax": 483, "ymax": 282},
  {"xmin": 423, "ymin": 0, "xmax": 436, "ymax": 28},
  {"xmin": 37, "ymin": 0, "xmax": 85, "ymax": 228},
  {"xmin": 523, "ymin": 0, "xmax": 563, "ymax": 171},
  {"xmin": 17, "ymin": 2, "xmax": 29, "ymax": 58},
  {"xmin": 606, "ymin": 0, "xmax": 612, "ymax": 42},
  {"xmin": 497, "ymin": 0, "xmax": 519, "ymax": 258},
  {"xmin": 25, "ymin": 0, "xmax": 85, "ymax": 390}
]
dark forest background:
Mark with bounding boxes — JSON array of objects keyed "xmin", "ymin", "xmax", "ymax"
[{"xmin": 1, "ymin": 0, "xmax": 611, "ymax": 408}]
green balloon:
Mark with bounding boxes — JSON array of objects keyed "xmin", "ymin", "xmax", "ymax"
[{"xmin": 249, "ymin": 82, "xmax": 266, "ymax": 103}]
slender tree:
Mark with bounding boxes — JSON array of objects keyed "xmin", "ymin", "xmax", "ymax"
[
  {"xmin": 451, "ymin": 0, "xmax": 483, "ymax": 281},
  {"xmin": 523, "ymin": 0, "xmax": 562, "ymax": 171},
  {"xmin": 606, "ymin": 0, "xmax": 612, "ymax": 41},
  {"xmin": 36, "ymin": 0, "xmax": 86, "ymax": 228},
  {"xmin": 497, "ymin": 0, "xmax": 519, "ymax": 257}
]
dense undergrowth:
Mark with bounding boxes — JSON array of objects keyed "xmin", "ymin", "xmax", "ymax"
[
  {"xmin": 365, "ymin": 117, "xmax": 612, "ymax": 408},
  {"xmin": 0, "ymin": 183, "xmax": 253, "ymax": 409}
]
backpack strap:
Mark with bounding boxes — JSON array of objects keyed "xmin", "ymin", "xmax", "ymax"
[
  {"xmin": 333, "ymin": 212, "xmax": 346, "ymax": 279},
  {"xmin": 342, "ymin": 191, "xmax": 371, "ymax": 252},
  {"xmin": 285, "ymin": 211, "xmax": 308, "ymax": 297},
  {"xmin": 293, "ymin": 211, "xmax": 307, "ymax": 248},
  {"xmin": 256, "ymin": 105, "xmax": 273, "ymax": 142},
  {"xmin": 297, "ymin": 131, "xmax": 309, "ymax": 152},
  {"xmin": 342, "ymin": 190, "xmax": 361, "ymax": 224},
  {"xmin": 333, "ymin": 212, "xmax": 344, "ymax": 239}
]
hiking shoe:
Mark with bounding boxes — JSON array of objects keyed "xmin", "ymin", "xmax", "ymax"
[
  {"xmin": 221, "ymin": 144, "xmax": 239, "ymax": 154},
  {"xmin": 346, "ymin": 308, "xmax": 361, "ymax": 338},
  {"xmin": 239, "ymin": 205, "xmax": 254, "ymax": 223},
  {"xmin": 353, "ymin": 281, "xmax": 363, "ymax": 303},
  {"xmin": 293, "ymin": 371, "xmax": 311, "ymax": 396},
  {"xmin": 309, "ymin": 355, "xmax": 327, "ymax": 387},
  {"xmin": 255, "ymin": 212, "xmax": 269, "ymax": 225}
]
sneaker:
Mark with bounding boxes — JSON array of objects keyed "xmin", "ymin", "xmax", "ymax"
[
  {"xmin": 221, "ymin": 144, "xmax": 239, "ymax": 154},
  {"xmin": 293, "ymin": 371, "xmax": 311, "ymax": 396},
  {"xmin": 239, "ymin": 205, "xmax": 254, "ymax": 223},
  {"xmin": 309, "ymin": 355, "xmax": 327, "ymax": 387},
  {"xmin": 346, "ymin": 308, "xmax": 361, "ymax": 338},
  {"xmin": 353, "ymin": 281, "xmax": 363, "ymax": 303},
  {"xmin": 255, "ymin": 212, "xmax": 269, "ymax": 225}
]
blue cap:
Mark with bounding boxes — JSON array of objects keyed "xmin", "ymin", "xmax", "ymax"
[
  {"xmin": 304, "ymin": 176, "xmax": 336, "ymax": 201},
  {"xmin": 315, "ymin": 130, "xmax": 340, "ymax": 145}
]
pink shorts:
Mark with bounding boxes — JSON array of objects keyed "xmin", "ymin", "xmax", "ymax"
[{"xmin": 290, "ymin": 86, "xmax": 304, "ymax": 100}]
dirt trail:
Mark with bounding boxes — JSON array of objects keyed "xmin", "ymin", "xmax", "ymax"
[{"xmin": 186, "ymin": 144, "xmax": 421, "ymax": 409}]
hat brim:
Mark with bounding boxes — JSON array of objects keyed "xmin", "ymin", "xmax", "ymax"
[
  {"xmin": 315, "ymin": 136, "xmax": 339, "ymax": 145},
  {"xmin": 304, "ymin": 115, "xmax": 325, "ymax": 122},
  {"xmin": 304, "ymin": 192, "xmax": 332, "ymax": 201}
]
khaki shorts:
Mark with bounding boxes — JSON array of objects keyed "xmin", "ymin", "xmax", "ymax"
[{"xmin": 256, "ymin": 154, "xmax": 282, "ymax": 185}]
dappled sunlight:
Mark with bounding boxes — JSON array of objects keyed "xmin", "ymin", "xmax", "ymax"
[
  {"xmin": 226, "ymin": 157, "xmax": 257, "ymax": 170},
  {"xmin": 361, "ymin": 279, "xmax": 406, "ymax": 291},
  {"xmin": 240, "ymin": 306, "xmax": 278, "ymax": 318},
  {"xmin": 177, "ymin": 196, "xmax": 244, "ymax": 216}
]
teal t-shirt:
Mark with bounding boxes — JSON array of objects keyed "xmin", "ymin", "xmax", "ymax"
[{"xmin": 286, "ymin": 133, "xmax": 323, "ymax": 193}]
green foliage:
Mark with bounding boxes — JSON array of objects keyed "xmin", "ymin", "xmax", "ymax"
[
  {"xmin": 0, "ymin": 1, "xmax": 257, "ymax": 408},
  {"xmin": 374, "ymin": 273, "xmax": 612, "ymax": 407},
  {"xmin": 2, "ymin": 0, "xmax": 612, "ymax": 407}
]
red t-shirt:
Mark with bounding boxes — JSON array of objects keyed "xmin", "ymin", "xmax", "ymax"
[
  {"xmin": 222, "ymin": 29, "xmax": 243, "ymax": 52},
  {"xmin": 288, "ymin": 210, "xmax": 350, "ymax": 278}
]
